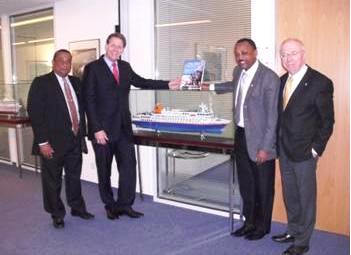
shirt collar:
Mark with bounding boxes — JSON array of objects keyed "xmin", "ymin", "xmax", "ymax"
[
  {"xmin": 242, "ymin": 59, "xmax": 259, "ymax": 77},
  {"xmin": 289, "ymin": 64, "xmax": 308, "ymax": 81},
  {"xmin": 103, "ymin": 55, "xmax": 118, "ymax": 68},
  {"xmin": 54, "ymin": 73, "xmax": 69, "ymax": 83}
]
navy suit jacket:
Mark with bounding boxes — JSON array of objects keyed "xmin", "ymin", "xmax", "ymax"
[
  {"xmin": 27, "ymin": 71, "xmax": 86, "ymax": 155},
  {"xmin": 82, "ymin": 56, "xmax": 169, "ymax": 141},
  {"xmin": 278, "ymin": 66, "xmax": 334, "ymax": 161}
]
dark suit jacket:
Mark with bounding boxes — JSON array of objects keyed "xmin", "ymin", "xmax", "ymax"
[
  {"xmin": 83, "ymin": 56, "xmax": 169, "ymax": 141},
  {"xmin": 27, "ymin": 71, "xmax": 86, "ymax": 155},
  {"xmin": 215, "ymin": 61, "xmax": 280, "ymax": 161},
  {"xmin": 278, "ymin": 66, "xmax": 334, "ymax": 162}
]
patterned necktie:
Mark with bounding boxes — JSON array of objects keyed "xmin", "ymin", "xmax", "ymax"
[
  {"xmin": 283, "ymin": 76, "xmax": 293, "ymax": 110},
  {"xmin": 234, "ymin": 72, "xmax": 247, "ymax": 125},
  {"xmin": 112, "ymin": 62, "xmax": 119, "ymax": 84},
  {"xmin": 63, "ymin": 78, "xmax": 79, "ymax": 135}
]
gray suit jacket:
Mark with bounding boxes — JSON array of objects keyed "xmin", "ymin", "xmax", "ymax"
[{"xmin": 215, "ymin": 61, "xmax": 280, "ymax": 161}]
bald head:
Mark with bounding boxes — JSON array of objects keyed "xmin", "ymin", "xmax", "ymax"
[{"xmin": 280, "ymin": 38, "xmax": 306, "ymax": 75}]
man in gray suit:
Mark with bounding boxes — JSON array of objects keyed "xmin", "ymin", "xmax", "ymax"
[{"xmin": 205, "ymin": 38, "xmax": 280, "ymax": 240}]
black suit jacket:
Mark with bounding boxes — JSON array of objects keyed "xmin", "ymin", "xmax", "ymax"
[
  {"xmin": 27, "ymin": 71, "xmax": 86, "ymax": 155},
  {"xmin": 278, "ymin": 66, "xmax": 334, "ymax": 162},
  {"xmin": 82, "ymin": 56, "xmax": 169, "ymax": 141}
]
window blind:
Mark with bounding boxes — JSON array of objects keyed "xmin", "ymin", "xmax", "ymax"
[{"xmin": 154, "ymin": 0, "xmax": 251, "ymax": 138}]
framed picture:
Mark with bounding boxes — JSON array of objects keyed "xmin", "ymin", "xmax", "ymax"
[
  {"xmin": 69, "ymin": 39, "xmax": 100, "ymax": 79},
  {"xmin": 195, "ymin": 43, "xmax": 227, "ymax": 83}
]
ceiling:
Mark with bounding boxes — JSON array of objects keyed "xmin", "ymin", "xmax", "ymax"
[{"xmin": 0, "ymin": 0, "xmax": 56, "ymax": 16}]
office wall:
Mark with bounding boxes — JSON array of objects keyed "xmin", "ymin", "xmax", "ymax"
[
  {"xmin": 54, "ymin": 0, "xmax": 121, "ymax": 187},
  {"xmin": 273, "ymin": 0, "xmax": 350, "ymax": 235}
]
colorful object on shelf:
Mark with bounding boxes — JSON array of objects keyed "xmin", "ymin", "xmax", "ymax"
[{"xmin": 132, "ymin": 103, "xmax": 230, "ymax": 134}]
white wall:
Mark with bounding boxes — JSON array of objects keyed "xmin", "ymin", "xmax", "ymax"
[
  {"xmin": 54, "ymin": 0, "xmax": 157, "ymax": 195},
  {"xmin": 54, "ymin": 0, "xmax": 118, "ymax": 54},
  {"xmin": 120, "ymin": 0, "xmax": 158, "ymax": 196},
  {"xmin": 54, "ymin": 0, "xmax": 120, "ymax": 187},
  {"xmin": 251, "ymin": 0, "xmax": 276, "ymax": 70}
]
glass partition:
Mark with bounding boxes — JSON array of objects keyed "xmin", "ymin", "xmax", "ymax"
[
  {"xmin": 0, "ymin": 19, "xmax": 4, "ymax": 82},
  {"xmin": 10, "ymin": 8, "xmax": 54, "ymax": 83},
  {"xmin": 0, "ymin": 81, "xmax": 33, "ymax": 165},
  {"xmin": 131, "ymin": 89, "xmax": 240, "ymax": 212}
]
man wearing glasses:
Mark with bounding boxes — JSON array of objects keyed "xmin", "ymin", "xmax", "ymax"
[{"xmin": 272, "ymin": 38, "xmax": 334, "ymax": 255}]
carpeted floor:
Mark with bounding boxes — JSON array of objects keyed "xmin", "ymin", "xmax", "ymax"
[{"xmin": 0, "ymin": 163, "xmax": 349, "ymax": 255}]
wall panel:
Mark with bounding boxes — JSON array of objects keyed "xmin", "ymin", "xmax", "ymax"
[{"xmin": 274, "ymin": 0, "xmax": 349, "ymax": 235}]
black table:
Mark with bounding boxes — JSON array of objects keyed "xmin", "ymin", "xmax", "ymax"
[
  {"xmin": 133, "ymin": 129, "xmax": 239, "ymax": 233},
  {"xmin": 0, "ymin": 115, "xmax": 31, "ymax": 178}
]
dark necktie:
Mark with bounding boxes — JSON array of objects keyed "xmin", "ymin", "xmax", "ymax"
[
  {"xmin": 112, "ymin": 62, "xmax": 119, "ymax": 84},
  {"xmin": 63, "ymin": 78, "xmax": 79, "ymax": 135}
]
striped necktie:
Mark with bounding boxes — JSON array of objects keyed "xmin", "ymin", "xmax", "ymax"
[{"xmin": 63, "ymin": 78, "xmax": 79, "ymax": 135}]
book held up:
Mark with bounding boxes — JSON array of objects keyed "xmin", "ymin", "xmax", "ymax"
[{"xmin": 180, "ymin": 59, "xmax": 206, "ymax": 90}]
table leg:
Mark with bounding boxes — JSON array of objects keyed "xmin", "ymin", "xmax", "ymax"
[
  {"xmin": 136, "ymin": 145, "xmax": 144, "ymax": 201},
  {"xmin": 15, "ymin": 125, "xmax": 22, "ymax": 178},
  {"xmin": 229, "ymin": 156, "xmax": 235, "ymax": 233}
]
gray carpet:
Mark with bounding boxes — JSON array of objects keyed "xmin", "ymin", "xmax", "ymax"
[{"xmin": 0, "ymin": 163, "xmax": 349, "ymax": 255}]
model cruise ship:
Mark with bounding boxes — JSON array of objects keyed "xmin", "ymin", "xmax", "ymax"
[{"xmin": 132, "ymin": 103, "xmax": 230, "ymax": 134}]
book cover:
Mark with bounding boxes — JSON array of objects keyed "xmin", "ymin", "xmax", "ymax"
[{"xmin": 180, "ymin": 59, "xmax": 206, "ymax": 90}]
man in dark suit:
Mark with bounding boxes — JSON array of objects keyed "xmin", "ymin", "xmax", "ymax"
[
  {"xmin": 27, "ymin": 49, "xmax": 94, "ymax": 229},
  {"xmin": 272, "ymin": 38, "xmax": 334, "ymax": 255},
  {"xmin": 83, "ymin": 32, "xmax": 180, "ymax": 220},
  {"xmin": 205, "ymin": 38, "xmax": 280, "ymax": 240}
]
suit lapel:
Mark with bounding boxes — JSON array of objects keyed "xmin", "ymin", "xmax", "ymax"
[
  {"xmin": 245, "ymin": 62, "xmax": 263, "ymax": 99},
  {"xmin": 50, "ymin": 72, "xmax": 74, "ymax": 123},
  {"xmin": 99, "ymin": 56, "xmax": 120, "ymax": 86},
  {"xmin": 285, "ymin": 67, "xmax": 313, "ymax": 110},
  {"xmin": 232, "ymin": 67, "xmax": 242, "ymax": 104}
]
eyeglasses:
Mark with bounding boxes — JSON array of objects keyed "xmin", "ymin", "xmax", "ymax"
[{"xmin": 280, "ymin": 51, "xmax": 303, "ymax": 59}]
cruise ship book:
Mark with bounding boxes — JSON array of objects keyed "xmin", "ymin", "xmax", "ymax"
[{"xmin": 180, "ymin": 59, "xmax": 205, "ymax": 90}]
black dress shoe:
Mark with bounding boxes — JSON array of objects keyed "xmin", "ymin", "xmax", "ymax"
[
  {"xmin": 115, "ymin": 207, "xmax": 144, "ymax": 218},
  {"xmin": 272, "ymin": 233, "xmax": 295, "ymax": 243},
  {"xmin": 106, "ymin": 208, "xmax": 119, "ymax": 220},
  {"xmin": 245, "ymin": 230, "xmax": 266, "ymax": 240},
  {"xmin": 71, "ymin": 210, "xmax": 95, "ymax": 220},
  {"xmin": 231, "ymin": 224, "xmax": 255, "ymax": 237},
  {"xmin": 282, "ymin": 245, "xmax": 309, "ymax": 255},
  {"xmin": 52, "ymin": 217, "xmax": 65, "ymax": 229}
]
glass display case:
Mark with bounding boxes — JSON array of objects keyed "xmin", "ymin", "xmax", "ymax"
[
  {"xmin": 130, "ymin": 89, "xmax": 241, "ymax": 214},
  {"xmin": 0, "ymin": 81, "xmax": 29, "ymax": 117},
  {"xmin": 0, "ymin": 81, "xmax": 33, "ymax": 168}
]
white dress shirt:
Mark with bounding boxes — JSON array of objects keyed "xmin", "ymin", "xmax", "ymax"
[{"xmin": 235, "ymin": 60, "xmax": 259, "ymax": 127}]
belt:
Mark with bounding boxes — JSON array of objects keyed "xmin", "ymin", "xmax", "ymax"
[{"xmin": 236, "ymin": 126, "xmax": 245, "ymax": 133}]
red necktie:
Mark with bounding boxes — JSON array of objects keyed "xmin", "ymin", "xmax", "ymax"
[
  {"xmin": 112, "ymin": 62, "xmax": 119, "ymax": 84},
  {"xmin": 63, "ymin": 78, "xmax": 79, "ymax": 135}
]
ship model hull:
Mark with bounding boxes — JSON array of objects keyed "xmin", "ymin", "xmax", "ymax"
[
  {"xmin": 132, "ymin": 120, "xmax": 228, "ymax": 134},
  {"xmin": 132, "ymin": 103, "xmax": 230, "ymax": 135}
]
